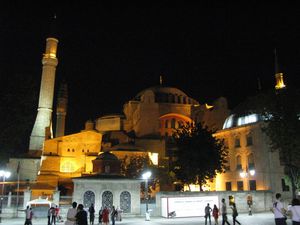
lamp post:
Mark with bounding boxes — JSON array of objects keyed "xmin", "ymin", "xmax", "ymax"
[
  {"xmin": 142, "ymin": 171, "xmax": 152, "ymax": 221},
  {"xmin": 240, "ymin": 167, "xmax": 255, "ymax": 216},
  {"xmin": 0, "ymin": 170, "xmax": 11, "ymax": 223}
]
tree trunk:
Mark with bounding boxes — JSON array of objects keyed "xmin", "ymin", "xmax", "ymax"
[{"xmin": 199, "ymin": 181, "xmax": 203, "ymax": 192}]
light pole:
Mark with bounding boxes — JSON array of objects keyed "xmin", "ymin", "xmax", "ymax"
[
  {"xmin": 142, "ymin": 171, "xmax": 152, "ymax": 221},
  {"xmin": 0, "ymin": 170, "xmax": 11, "ymax": 223},
  {"xmin": 240, "ymin": 167, "xmax": 255, "ymax": 216},
  {"xmin": 239, "ymin": 167, "xmax": 255, "ymax": 190}
]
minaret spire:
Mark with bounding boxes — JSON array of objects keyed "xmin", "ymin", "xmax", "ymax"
[
  {"xmin": 55, "ymin": 80, "xmax": 68, "ymax": 137},
  {"xmin": 29, "ymin": 34, "xmax": 59, "ymax": 152},
  {"xmin": 274, "ymin": 48, "xmax": 286, "ymax": 90}
]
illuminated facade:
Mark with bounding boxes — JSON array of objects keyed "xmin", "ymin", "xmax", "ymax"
[
  {"xmin": 8, "ymin": 33, "xmax": 229, "ymax": 197},
  {"xmin": 214, "ymin": 115, "xmax": 289, "ymax": 194}
]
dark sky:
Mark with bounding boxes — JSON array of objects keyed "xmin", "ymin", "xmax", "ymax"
[{"xmin": 1, "ymin": 2, "xmax": 300, "ymax": 135}]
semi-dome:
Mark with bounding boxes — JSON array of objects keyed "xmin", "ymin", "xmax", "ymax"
[
  {"xmin": 134, "ymin": 85, "xmax": 199, "ymax": 104},
  {"xmin": 222, "ymin": 113, "xmax": 262, "ymax": 129},
  {"xmin": 95, "ymin": 151, "xmax": 119, "ymax": 161}
]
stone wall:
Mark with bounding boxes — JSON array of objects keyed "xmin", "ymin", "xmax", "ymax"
[{"xmin": 153, "ymin": 191, "xmax": 275, "ymax": 217}]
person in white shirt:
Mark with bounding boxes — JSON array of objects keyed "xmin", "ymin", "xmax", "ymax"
[
  {"xmin": 272, "ymin": 193, "xmax": 287, "ymax": 225},
  {"xmin": 289, "ymin": 198, "xmax": 300, "ymax": 225},
  {"xmin": 65, "ymin": 202, "xmax": 77, "ymax": 225}
]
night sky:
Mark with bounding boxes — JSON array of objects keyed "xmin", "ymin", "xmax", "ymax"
[{"xmin": 1, "ymin": 2, "xmax": 300, "ymax": 135}]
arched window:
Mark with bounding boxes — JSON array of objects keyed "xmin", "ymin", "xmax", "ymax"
[
  {"xmin": 248, "ymin": 153, "xmax": 255, "ymax": 169},
  {"xmin": 61, "ymin": 161, "xmax": 75, "ymax": 173},
  {"xmin": 120, "ymin": 191, "xmax": 131, "ymax": 213},
  {"xmin": 165, "ymin": 120, "xmax": 169, "ymax": 128},
  {"xmin": 102, "ymin": 191, "xmax": 113, "ymax": 209},
  {"xmin": 236, "ymin": 155, "xmax": 242, "ymax": 170},
  {"xmin": 83, "ymin": 191, "xmax": 95, "ymax": 208},
  {"xmin": 171, "ymin": 118, "xmax": 176, "ymax": 128}
]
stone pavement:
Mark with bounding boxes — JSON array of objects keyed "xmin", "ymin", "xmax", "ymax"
[{"xmin": 0, "ymin": 212, "xmax": 293, "ymax": 225}]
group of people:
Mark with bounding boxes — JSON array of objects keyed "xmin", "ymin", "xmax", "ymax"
[
  {"xmin": 204, "ymin": 198, "xmax": 241, "ymax": 225},
  {"xmin": 48, "ymin": 205, "xmax": 61, "ymax": 225},
  {"xmin": 98, "ymin": 206, "xmax": 119, "ymax": 225},
  {"xmin": 65, "ymin": 202, "xmax": 120, "ymax": 225},
  {"xmin": 271, "ymin": 192, "xmax": 300, "ymax": 225}
]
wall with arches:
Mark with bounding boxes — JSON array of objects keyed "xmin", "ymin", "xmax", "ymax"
[{"xmin": 73, "ymin": 177, "xmax": 141, "ymax": 215}]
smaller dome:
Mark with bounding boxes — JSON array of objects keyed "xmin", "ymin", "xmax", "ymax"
[
  {"xmin": 96, "ymin": 151, "xmax": 119, "ymax": 161},
  {"xmin": 223, "ymin": 113, "xmax": 261, "ymax": 129}
]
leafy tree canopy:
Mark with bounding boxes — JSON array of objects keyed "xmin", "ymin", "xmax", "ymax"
[
  {"xmin": 172, "ymin": 122, "xmax": 228, "ymax": 191},
  {"xmin": 236, "ymin": 87, "xmax": 300, "ymax": 197}
]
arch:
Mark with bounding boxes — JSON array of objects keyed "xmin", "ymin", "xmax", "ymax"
[
  {"xmin": 102, "ymin": 191, "xmax": 113, "ymax": 208},
  {"xmin": 160, "ymin": 113, "xmax": 192, "ymax": 123},
  {"xmin": 83, "ymin": 190, "xmax": 95, "ymax": 208},
  {"xmin": 120, "ymin": 191, "xmax": 131, "ymax": 213}
]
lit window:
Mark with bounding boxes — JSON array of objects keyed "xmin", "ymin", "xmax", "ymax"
[
  {"xmin": 247, "ymin": 136, "xmax": 253, "ymax": 146},
  {"xmin": 171, "ymin": 119, "xmax": 176, "ymax": 128},
  {"xmin": 61, "ymin": 161, "xmax": 75, "ymax": 173},
  {"xmin": 236, "ymin": 155, "xmax": 242, "ymax": 170},
  {"xmin": 249, "ymin": 180, "xmax": 256, "ymax": 190},
  {"xmin": 237, "ymin": 181, "xmax": 244, "ymax": 191},
  {"xmin": 165, "ymin": 120, "xmax": 169, "ymax": 128},
  {"xmin": 235, "ymin": 138, "xmax": 241, "ymax": 148},
  {"xmin": 226, "ymin": 182, "xmax": 232, "ymax": 191}
]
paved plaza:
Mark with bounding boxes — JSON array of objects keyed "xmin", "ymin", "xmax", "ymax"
[{"xmin": 0, "ymin": 212, "xmax": 293, "ymax": 225}]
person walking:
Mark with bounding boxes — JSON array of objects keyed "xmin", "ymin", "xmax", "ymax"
[
  {"xmin": 55, "ymin": 205, "xmax": 60, "ymax": 223},
  {"xmin": 50, "ymin": 206, "xmax": 56, "ymax": 225},
  {"xmin": 98, "ymin": 207, "xmax": 103, "ymax": 224},
  {"xmin": 272, "ymin": 193, "xmax": 287, "ymax": 225},
  {"xmin": 102, "ymin": 207, "xmax": 109, "ymax": 225},
  {"xmin": 221, "ymin": 198, "xmax": 231, "ymax": 225},
  {"xmin": 75, "ymin": 204, "xmax": 88, "ymax": 225},
  {"xmin": 88, "ymin": 203, "xmax": 95, "ymax": 225},
  {"xmin": 111, "ymin": 206, "xmax": 118, "ymax": 225},
  {"xmin": 24, "ymin": 206, "xmax": 33, "ymax": 225},
  {"xmin": 205, "ymin": 203, "xmax": 212, "ymax": 225},
  {"xmin": 65, "ymin": 202, "xmax": 77, "ymax": 225},
  {"xmin": 231, "ymin": 203, "xmax": 241, "ymax": 225},
  {"xmin": 289, "ymin": 198, "xmax": 300, "ymax": 225},
  {"xmin": 212, "ymin": 204, "xmax": 219, "ymax": 225},
  {"xmin": 47, "ymin": 207, "xmax": 52, "ymax": 225}
]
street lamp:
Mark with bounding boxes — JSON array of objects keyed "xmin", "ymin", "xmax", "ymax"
[
  {"xmin": 0, "ymin": 170, "xmax": 11, "ymax": 223},
  {"xmin": 142, "ymin": 171, "xmax": 152, "ymax": 221},
  {"xmin": 239, "ymin": 167, "xmax": 255, "ymax": 190}
]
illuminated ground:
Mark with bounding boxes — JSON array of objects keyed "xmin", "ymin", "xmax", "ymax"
[{"xmin": 2, "ymin": 212, "xmax": 292, "ymax": 225}]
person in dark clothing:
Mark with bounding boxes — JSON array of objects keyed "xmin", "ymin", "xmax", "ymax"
[
  {"xmin": 76, "ymin": 204, "xmax": 88, "ymax": 225},
  {"xmin": 111, "ymin": 206, "xmax": 118, "ymax": 225},
  {"xmin": 205, "ymin": 203, "xmax": 212, "ymax": 225},
  {"xmin": 231, "ymin": 203, "xmax": 241, "ymax": 225},
  {"xmin": 98, "ymin": 207, "xmax": 103, "ymax": 224},
  {"xmin": 88, "ymin": 203, "xmax": 95, "ymax": 225}
]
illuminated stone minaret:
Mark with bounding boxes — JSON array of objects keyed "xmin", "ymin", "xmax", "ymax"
[
  {"xmin": 55, "ymin": 81, "xmax": 68, "ymax": 137},
  {"xmin": 274, "ymin": 49, "xmax": 286, "ymax": 90},
  {"xmin": 29, "ymin": 36, "xmax": 59, "ymax": 152}
]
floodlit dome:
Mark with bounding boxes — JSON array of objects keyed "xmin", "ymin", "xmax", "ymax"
[
  {"xmin": 222, "ymin": 113, "xmax": 262, "ymax": 129},
  {"xmin": 134, "ymin": 85, "xmax": 199, "ymax": 104}
]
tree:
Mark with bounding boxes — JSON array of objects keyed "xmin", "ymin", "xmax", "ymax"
[
  {"xmin": 120, "ymin": 155, "xmax": 153, "ymax": 178},
  {"xmin": 237, "ymin": 87, "xmax": 300, "ymax": 198},
  {"xmin": 172, "ymin": 122, "xmax": 228, "ymax": 191}
]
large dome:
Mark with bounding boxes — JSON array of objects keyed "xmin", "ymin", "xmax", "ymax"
[{"xmin": 134, "ymin": 86, "xmax": 199, "ymax": 104}]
